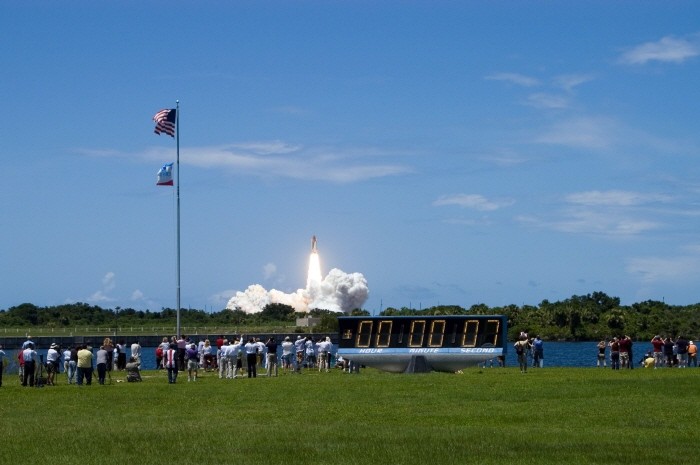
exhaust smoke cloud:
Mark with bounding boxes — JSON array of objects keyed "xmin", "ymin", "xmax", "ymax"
[{"xmin": 226, "ymin": 237, "xmax": 368, "ymax": 314}]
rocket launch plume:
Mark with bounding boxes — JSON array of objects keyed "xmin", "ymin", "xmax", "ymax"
[{"xmin": 226, "ymin": 236, "xmax": 368, "ymax": 314}]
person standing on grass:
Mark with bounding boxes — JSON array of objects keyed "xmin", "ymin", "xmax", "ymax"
[
  {"xmin": 294, "ymin": 336, "xmax": 305, "ymax": 373},
  {"xmin": 609, "ymin": 337, "xmax": 620, "ymax": 370},
  {"xmin": 102, "ymin": 338, "xmax": 115, "ymax": 373},
  {"xmin": 281, "ymin": 337, "xmax": 294, "ymax": 374},
  {"xmin": 255, "ymin": 337, "xmax": 266, "ymax": 371},
  {"xmin": 76, "ymin": 345, "xmax": 94, "ymax": 386},
  {"xmin": 0, "ymin": 344, "xmax": 6, "ymax": 387},
  {"xmin": 96, "ymin": 346, "xmax": 109, "ymax": 385},
  {"xmin": 64, "ymin": 345, "xmax": 76, "ymax": 382},
  {"xmin": 157, "ymin": 337, "xmax": 169, "ymax": 369},
  {"xmin": 618, "ymin": 335, "xmax": 631, "ymax": 369},
  {"xmin": 165, "ymin": 343, "xmax": 178, "ymax": 384},
  {"xmin": 514, "ymin": 335, "xmax": 531, "ymax": 373},
  {"xmin": 317, "ymin": 337, "xmax": 332, "ymax": 372},
  {"xmin": 46, "ymin": 343, "xmax": 60, "ymax": 386},
  {"xmin": 245, "ymin": 337, "xmax": 258, "ymax": 378},
  {"xmin": 218, "ymin": 339, "xmax": 230, "ymax": 379},
  {"xmin": 676, "ymin": 336, "xmax": 689, "ymax": 368},
  {"xmin": 265, "ymin": 337, "xmax": 278, "ymax": 377},
  {"xmin": 688, "ymin": 341, "xmax": 697, "ymax": 367},
  {"xmin": 177, "ymin": 335, "xmax": 187, "ymax": 371},
  {"xmin": 117, "ymin": 340, "xmax": 127, "ymax": 370},
  {"xmin": 596, "ymin": 340, "xmax": 607, "ymax": 367},
  {"xmin": 532, "ymin": 336, "xmax": 544, "ymax": 368},
  {"xmin": 651, "ymin": 336, "xmax": 665, "ymax": 369},
  {"xmin": 663, "ymin": 337, "xmax": 675, "ymax": 367},
  {"xmin": 231, "ymin": 337, "xmax": 245, "ymax": 378},
  {"xmin": 186, "ymin": 343, "xmax": 199, "ymax": 382},
  {"xmin": 63, "ymin": 345, "xmax": 73, "ymax": 381},
  {"xmin": 69, "ymin": 345, "xmax": 79, "ymax": 383},
  {"xmin": 626, "ymin": 336, "xmax": 634, "ymax": 370},
  {"xmin": 22, "ymin": 342, "xmax": 37, "ymax": 387},
  {"xmin": 305, "ymin": 337, "xmax": 316, "ymax": 369}
]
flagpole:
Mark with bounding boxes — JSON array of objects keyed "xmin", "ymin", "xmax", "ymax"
[{"xmin": 176, "ymin": 100, "xmax": 181, "ymax": 339}]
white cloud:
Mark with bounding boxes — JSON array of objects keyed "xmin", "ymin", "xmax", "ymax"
[
  {"xmin": 552, "ymin": 74, "xmax": 595, "ymax": 92},
  {"xmin": 138, "ymin": 142, "xmax": 412, "ymax": 184},
  {"xmin": 525, "ymin": 93, "xmax": 570, "ymax": 109},
  {"xmin": 517, "ymin": 190, "xmax": 672, "ymax": 237},
  {"xmin": 433, "ymin": 194, "xmax": 514, "ymax": 211},
  {"xmin": 485, "ymin": 72, "xmax": 540, "ymax": 87},
  {"xmin": 565, "ymin": 190, "xmax": 672, "ymax": 207},
  {"xmin": 619, "ymin": 35, "xmax": 700, "ymax": 65},
  {"xmin": 550, "ymin": 209, "xmax": 659, "ymax": 236},
  {"xmin": 627, "ymin": 255, "xmax": 700, "ymax": 283},
  {"xmin": 535, "ymin": 117, "xmax": 617, "ymax": 150}
]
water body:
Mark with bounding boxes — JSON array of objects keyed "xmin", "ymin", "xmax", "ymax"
[
  {"xmin": 122, "ymin": 341, "xmax": 657, "ymax": 370},
  {"xmin": 10, "ymin": 341, "xmax": 665, "ymax": 371}
]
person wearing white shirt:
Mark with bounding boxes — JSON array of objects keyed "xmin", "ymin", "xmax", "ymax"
[
  {"xmin": 22, "ymin": 343, "xmax": 38, "ymax": 387},
  {"xmin": 63, "ymin": 347, "xmax": 75, "ymax": 384},
  {"xmin": 281, "ymin": 337, "xmax": 294, "ymax": 374},
  {"xmin": 218, "ymin": 340, "xmax": 229, "ymax": 379},
  {"xmin": 305, "ymin": 338, "xmax": 316, "ymax": 369},
  {"xmin": 294, "ymin": 336, "xmax": 306, "ymax": 372},
  {"xmin": 197, "ymin": 339, "xmax": 205, "ymax": 368},
  {"xmin": 130, "ymin": 341, "xmax": 142, "ymax": 366},
  {"xmin": 231, "ymin": 338, "xmax": 244, "ymax": 378},
  {"xmin": 164, "ymin": 343, "xmax": 178, "ymax": 384},
  {"xmin": 317, "ymin": 337, "xmax": 332, "ymax": 373},
  {"xmin": 244, "ymin": 338, "xmax": 259, "ymax": 378},
  {"xmin": 255, "ymin": 338, "xmax": 266, "ymax": 370},
  {"xmin": 226, "ymin": 338, "xmax": 240, "ymax": 379},
  {"xmin": 46, "ymin": 343, "xmax": 61, "ymax": 386}
]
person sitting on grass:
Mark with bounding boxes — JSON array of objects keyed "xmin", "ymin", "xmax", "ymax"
[{"xmin": 126, "ymin": 357, "xmax": 142, "ymax": 382}]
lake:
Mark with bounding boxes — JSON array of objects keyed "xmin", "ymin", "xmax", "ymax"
[
  {"xmin": 11, "ymin": 340, "xmax": 663, "ymax": 372},
  {"xmin": 129, "ymin": 341, "xmax": 655, "ymax": 369}
]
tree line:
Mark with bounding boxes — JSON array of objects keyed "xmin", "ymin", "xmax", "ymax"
[{"xmin": 1, "ymin": 291, "xmax": 698, "ymax": 340}]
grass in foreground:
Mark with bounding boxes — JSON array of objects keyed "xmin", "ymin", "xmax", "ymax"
[{"xmin": 0, "ymin": 366, "xmax": 697, "ymax": 465}]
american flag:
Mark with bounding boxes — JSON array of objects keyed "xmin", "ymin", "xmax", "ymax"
[{"xmin": 153, "ymin": 108, "xmax": 176, "ymax": 137}]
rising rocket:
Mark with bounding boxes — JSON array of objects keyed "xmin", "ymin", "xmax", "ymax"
[{"xmin": 311, "ymin": 235, "xmax": 318, "ymax": 253}]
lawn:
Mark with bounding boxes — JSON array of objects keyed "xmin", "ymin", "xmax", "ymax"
[{"xmin": 0, "ymin": 366, "xmax": 696, "ymax": 465}]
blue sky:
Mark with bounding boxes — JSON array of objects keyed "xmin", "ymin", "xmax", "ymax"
[{"xmin": 3, "ymin": 1, "xmax": 700, "ymax": 313}]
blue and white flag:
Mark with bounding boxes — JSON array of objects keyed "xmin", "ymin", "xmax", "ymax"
[{"xmin": 156, "ymin": 162, "xmax": 174, "ymax": 186}]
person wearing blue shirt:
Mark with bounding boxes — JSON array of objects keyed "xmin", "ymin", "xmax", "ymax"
[{"xmin": 533, "ymin": 336, "xmax": 544, "ymax": 368}]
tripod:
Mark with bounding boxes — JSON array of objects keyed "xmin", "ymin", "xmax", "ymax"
[{"xmin": 36, "ymin": 354, "xmax": 46, "ymax": 387}]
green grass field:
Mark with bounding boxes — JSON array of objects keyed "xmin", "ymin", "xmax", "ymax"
[{"xmin": 0, "ymin": 366, "xmax": 697, "ymax": 465}]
